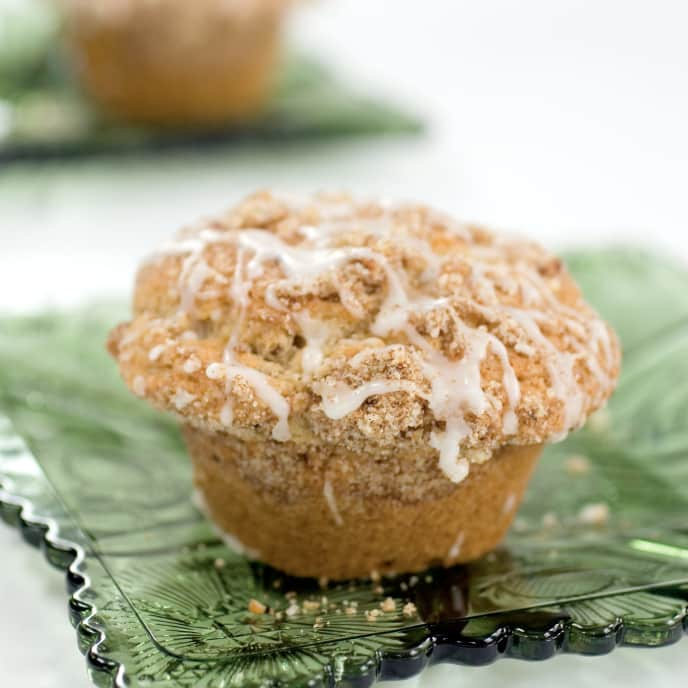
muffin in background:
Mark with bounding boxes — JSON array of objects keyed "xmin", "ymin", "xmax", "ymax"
[{"xmin": 60, "ymin": 0, "xmax": 290, "ymax": 127}]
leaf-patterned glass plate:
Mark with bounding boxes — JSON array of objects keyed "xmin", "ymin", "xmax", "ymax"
[{"xmin": 1, "ymin": 248, "xmax": 688, "ymax": 687}]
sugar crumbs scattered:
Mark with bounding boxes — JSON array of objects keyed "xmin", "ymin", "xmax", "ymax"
[
  {"xmin": 577, "ymin": 502, "xmax": 610, "ymax": 526},
  {"xmin": 565, "ymin": 454, "xmax": 591, "ymax": 476},
  {"xmin": 402, "ymin": 602, "xmax": 418, "ymax": 618},
  {"xmin": 380, "ymin": 597, "xmax": 396, "ymax": 613},
  {"xmin": 248, "ymin": 599, "xmax": 267, "ymax": 614},
  {"xmin": 302, "ymin": 600, "xmax": 321, "ymax": 613},
  {"xmin": 541, "ymin": 512, "xmax": 559, "ymax": 528}
]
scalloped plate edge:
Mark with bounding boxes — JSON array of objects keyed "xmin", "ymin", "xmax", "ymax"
[
  {"xmin": 1, "ymin": 417, "xmax": 687, "ymax": 688},
  {"xmin": 0, "ymin": 422, "xmax": 127, "ymax": 688}
]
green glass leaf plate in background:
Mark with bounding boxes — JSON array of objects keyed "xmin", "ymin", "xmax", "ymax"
[
  {"xmin": 0, "ymin": 2, "xmax": 421, "ymax": 161},
  {"xmin": 1, "ymin": 247, "xmax": 688, "ymax": 687}
]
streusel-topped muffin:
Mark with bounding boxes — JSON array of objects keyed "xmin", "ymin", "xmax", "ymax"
[
  {"xmin": 61, "ymin": 0, "xmax": 290, "ymax": 126},
  {"xmin": 108, "ymin": 191, "xmax": 620, "ymax": 578}
]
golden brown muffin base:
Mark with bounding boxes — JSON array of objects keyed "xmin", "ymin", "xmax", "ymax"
[
  {"xmin": 66, "ymin": 16, "xmax": 280, "ymax": 126},
  {"xmin": 186, "ymin": 427, "xmax": 542, "ymax": 580}
]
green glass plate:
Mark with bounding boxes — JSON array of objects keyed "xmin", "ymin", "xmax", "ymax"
[{"xmin": 1, "ymin": 247, "xmax": 688, "ymax": 687}]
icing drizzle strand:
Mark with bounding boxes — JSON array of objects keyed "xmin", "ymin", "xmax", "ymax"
[{"xmin": 150, "ymin": 193, "xmax": 613, "ymax": 483}]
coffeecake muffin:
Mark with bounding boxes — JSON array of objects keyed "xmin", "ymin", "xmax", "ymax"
[
  {"xmin": 60, "ymin": 0, "xmax": 289, "ymax": 126},
  {"xmin": 108, "ymin": 191, "xmax": 620, "ymax": 579}
]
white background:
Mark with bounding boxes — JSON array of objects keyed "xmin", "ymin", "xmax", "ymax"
[{"xmin": 1, "ymin": 0, "xmax": 688, "ymax": 685}]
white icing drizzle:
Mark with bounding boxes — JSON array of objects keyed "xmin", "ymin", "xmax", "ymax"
[
  {"xmin": 148, "ymin": 344, "xmax": 166, "ymax": 361},
  {"xmin": 148, "ymin": 193, "xmax": 613, "ymax": 472},
  {"xmin": 292, "ymin": 311, "xmax": 330, "ymax": 376},
  {"xmin": 419, "ymin": 327, "xmax": 492, "ymax": 481},
  {"xmin": 357, "ymin": 296, "xmax": 521, "ymax": 482},
  {"xmin": 313, "ymin": 379, "xmax": 426, "ymax": 420},
  {"xmin": 178, "ymin": 256, "xmax": 227, "ymax": 314},
  {"xmin": 506, "ymin": 307, "xmax": 583, "ymax": 432},
  {"xmin": 172, "ymin": 236, "xmax": 292, "ymax": 440},
  {"xmin": 183, "ymin": 355, "xmax": 202, "ymax": 374},
  {"xmin": 502, "ymin": 492, "xmax": 517, "ymax": 515},
  {"xmin": 433, "ymin": 431, "xmax": 470, "ymax": 483},
  {"xmin": 223, "ymin": 361, "xmax": 291, "ymax": 441},
  {"xmin": 205, "ymin": 362, "xmax": 225, "ymax": 380},
  {"xmin": 223, "ymin": 244, "xmax": 291, "ymax": 441},
  {"xmin": 323, "ymin": 479, "xmax": 343, "ymax": 526},
  {"xmin": 447, "ymin": 531, "xmax": 465, "ymax": 560},
  {"xmin": 205, "ymin": 361, "xmax": 290, "ymax": 440},
  {"xmin": 516, "ymin": 267, "xmax": 613, "ymax": 394},
  {"xmin": 219, "ymin": 401, "xmax": 233, "ymax": 427},
  {"xmin": 152, "ymin": 227, "xmax": 228, "ymax": 258},
  {"xmin": 240, "ymin": 229, "xmax": 411, "ymax": 323}
]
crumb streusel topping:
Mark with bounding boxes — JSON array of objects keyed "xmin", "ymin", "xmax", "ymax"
[{"xmin": 108, "ymin": 191, "xmax": 620, "ymax": 483}]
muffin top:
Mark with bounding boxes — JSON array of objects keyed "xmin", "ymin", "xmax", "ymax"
[
  {"xmin": 108, "ymin": 191, "xmax": 620, "ymax": 483},
  {"xmin": 61, "ymin": 0, "xmax": 287, "ymax": 30}
]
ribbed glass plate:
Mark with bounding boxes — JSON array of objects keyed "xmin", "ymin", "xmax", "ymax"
[{"xmin": 1, "ymin": 248, "xmax": 688, "ymax": 687}]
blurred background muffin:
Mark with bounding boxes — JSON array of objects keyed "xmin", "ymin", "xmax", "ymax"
[{"xmin": 60, "ymin": 0, "xmax": 291, "ymax": 126}]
